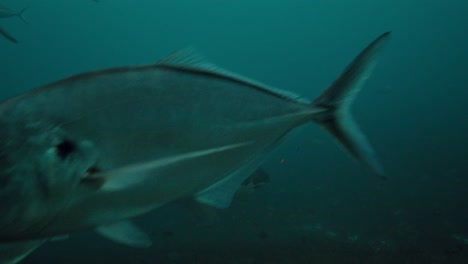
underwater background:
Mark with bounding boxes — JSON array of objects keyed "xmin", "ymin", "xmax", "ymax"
[{"xmin": 1, "ymin": 0, "xmax": 467, "ymax": 263}]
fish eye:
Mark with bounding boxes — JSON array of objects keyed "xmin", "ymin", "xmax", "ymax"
[{"xmin": 55, "ymin": 139, "xmax": 77, "ymax": 160}]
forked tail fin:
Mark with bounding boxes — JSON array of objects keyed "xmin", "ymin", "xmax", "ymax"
[
  {"xmin": 17, "ymin": 7, "xmax": 28, "ymax": 24},
  {"xmin": 312, "ymin": 32, "xmax": 391, "ymax": 179}
]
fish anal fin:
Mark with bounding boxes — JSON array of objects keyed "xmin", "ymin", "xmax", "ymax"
[
  {"xmin": 95, "ymin": 221, "xmax": 152, "ymax": 248},
  {"xmin": 195, "ymin": 154, "xmax": 267, "ymax": 209}
]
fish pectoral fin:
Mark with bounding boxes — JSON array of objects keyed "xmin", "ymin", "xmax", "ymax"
[
  {"xmin": 95, "ymin": 221, "xmax": 152, "ymax": 248},
  {"xmin": 85, "ymin": 141, "xmax": 255, "ymax": 192}
]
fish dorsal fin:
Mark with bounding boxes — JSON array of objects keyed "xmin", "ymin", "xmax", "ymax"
[
  {"xmin": 156, "ymin": 47, "xmax": 217, "ymax": 70},
  {"xmin": 156, "ymin": 48, "xmax": 309, "ymax": 104},
  {"xmin": 95, "ymin": 221, "xmax": 152, "ymax": 248}
]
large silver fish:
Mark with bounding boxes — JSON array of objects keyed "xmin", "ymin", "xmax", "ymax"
[{"xmin": 0, "ymin": 32, "xmax": 390, "ymax": 257}]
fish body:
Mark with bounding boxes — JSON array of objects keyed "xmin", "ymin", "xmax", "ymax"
[{"xmin": 0, "ymin": 32, "xmax": 390, "ymax": 244}]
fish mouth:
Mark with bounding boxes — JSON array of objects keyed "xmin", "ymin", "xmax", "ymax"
[
  {"xmin": 27, "ymin": 160, "xmax": 103, "ymax": 239},
  {"xmin": 80, "ymin": 165, "xmax": 105, "ymax": 189}
]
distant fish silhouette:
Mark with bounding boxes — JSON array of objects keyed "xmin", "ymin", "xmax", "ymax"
[
  {"xmin": 0, "ymin": 26, "xmax": 17, "ymax": 44},
  {"xmin": 0, "ymin": 4, "xmax": 27, "ymax": 24}
]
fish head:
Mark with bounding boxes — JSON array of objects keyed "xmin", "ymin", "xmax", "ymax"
[{"xmin": 0, "ymin": 110, "xmax": 100, "ymax": 241}]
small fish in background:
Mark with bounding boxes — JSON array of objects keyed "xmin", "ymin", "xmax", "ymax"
[
  {"xmin": 236, "ymin": 168, "xmax": 270, "ymax": 195},
  {"xmin": 0, "ymin": 26, "xmax": 17, "ymax": 44},
  {"xmin": 0, "ymin": 3, "xmax": 28, "ymax": 23}
]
